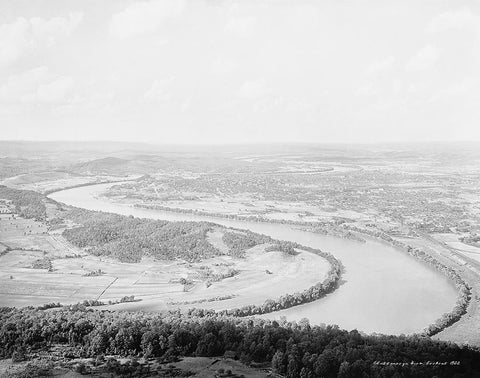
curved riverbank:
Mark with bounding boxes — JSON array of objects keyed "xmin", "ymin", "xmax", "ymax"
[
  {"xmin": 344, "ymin": 225, "xmax": 471, "ymax": 336},
  {"xmin": 58, "ymin": 208, "xmax": 345, "ymax": 316},
  {"xmin": 44, "ymin": 179, "xmax": 135, "ymax": 195},
  {"xmin": 48, "ymin": 182, "xmax": 458, "ymax": 335},
  {"xmin": 132, "ymin": 201, "xmax": 471, "ymax": 335},
  {"xmin": 213, "ymin": 238, "xmax": 343, "ymax": 317}
]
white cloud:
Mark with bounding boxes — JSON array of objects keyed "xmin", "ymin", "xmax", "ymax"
[
  {"xmin": 253, "ymin": 96, "xmax": 284, "ymax": 113},
  {"xmin": 0, "ymin": 66, "xmax": 48, "ymax": 100},
  {"xmin": 0, "ymin": 18, "xmax": 30, "ymax": 68},
  {"xmin": 366, "ymin": 56, "xmax": 395, "ymax": 75},
  {"xmin": 427, "ymin": 7, "xmax": 480, "ymax": 36},
  {"xmin": 0, "ymin": 13, "xmax": 83, "ymax": 68},
  {"xmin": 89, "ymin": 91, "xmax": 116, "ymax": 103},
  {"xmin": 429, "ymin": 78, "xmax": 477, "ymax": 103},
  {"xmin": 285, "ymin": 97, "xmax": 312, "ymax": 113},
  {"xmin": 0, "ymin": 66, "xmax": 74, "ymax": 104},
  {"xmin": 392, "ymin": 78, "xmax": 403, "ymax": 94},
  {"xmin": 30, "ymin": 13, "xmax": 83, "ymax": 46},
  {"xmin": 226, "ymin": 16, "xmax": 255, "ymax": 38},
  {"xmin": 109, "ymin": 0, "xmax": 185, "ymax": 38},
  {"xmin": 355, "ymin": 82, "xmax": 378, "ymax": 96},
  {"xmin": 52, "ymin": 90, "xmax": 117, "ymax": 116},
  {"xmin": 238, "ymin": 78, "xmax": 269, "ymax": 99},
  {"xmin": 211, "ymin": 57, "xmax": 238, "ymax": 75},
  {"xmin": 406, "ymin": 81, "xmax": 428, "ymax": 94},
  {"xmin": 35, "ymin": 76, "xmax": 75, "ymax": 103},
  {"xmin": 405, "ymin": 45, "xmax": 440, "ymax": 71},
  {"xmin": 143, "ymin": 77, "xmax": 175, "ymax": 102}
]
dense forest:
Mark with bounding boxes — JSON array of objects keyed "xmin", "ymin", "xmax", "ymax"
[
  {"xmin": 222, "ymin": 230, "xmax": 272, "ymax": 257},
  {"xmin": 61, "ymin": 209, "xmax": 220, "ymax": 263},
  {"xmin": 0, "ymin": 185, "xmax": 46, "ymax": 220},
  {"xmin": 1, "ymin": 307, "xmax": 480, "ymax": 377}
]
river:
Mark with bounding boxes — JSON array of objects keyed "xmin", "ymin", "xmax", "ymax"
[{"xmin": 49, "ymin": 183, "xmax": 458, "ymax": 335}]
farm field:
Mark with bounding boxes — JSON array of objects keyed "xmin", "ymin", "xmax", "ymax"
[
  {"xmin": 0, "ymin": 214, "xmax": 330, "ymax": 312},
  {"xmin": 1, "ymin": 142, "xmax": 480, "ymax": 377},
  {"xmin": 4, "ymin": 0, "xmax": 480, "ymax": 371},
  {"xmin": 49, "ymin": 182, "xmax": 461, "ymax": 335}
]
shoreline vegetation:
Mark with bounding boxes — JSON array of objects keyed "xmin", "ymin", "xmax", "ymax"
[
  {"xmin": 2, "ymin": 182, "xmax": 469, "ymax": 338},
  {"xmin": 43, "ymin": 179, "xmax": 133, "ymax": 195},
  {"xmin": 133, "ymin": 202, "xmax": 365, "ymax": 241},
  {"xmin": 59, "ymin": 209, "xmax": 344, "ymax": 317},
  {"xmin": 216, "ymin": 237, "xmax": 343, "ymax": 317},
  {"xmin": 344, "ymin": 225, "xmax": 472, "ymax": 337},
  {"xmin": 3, "ymin": 180, "xmax": 480, "ymax": 375},
  {"xmin": 132, "ymin": 202, "xmax": 471, "ymax": 337},
  {"xmin": 1, "ymin": 184, "xmax": 345, "ymax": 319}
]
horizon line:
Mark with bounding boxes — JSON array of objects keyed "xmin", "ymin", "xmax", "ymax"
[{"xmin": 1, "ymin": 139, "xmax": 480, "ymax": 147}]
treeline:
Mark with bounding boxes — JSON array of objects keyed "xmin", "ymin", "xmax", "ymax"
[
  {"xmin": 460, "ymin": 234, "xmax": 480, "ymax": 248},
  {"xmin": 1, "ymin": 307, "xmax": 480, "ymax": 377},
  {"xmin": 0, "ymin": 185, "xmax": 46, "ymax": 220},
  {"xmin": 213, "ymin": 229, "xmax": 344, "ymax": 316},
  {"xmin": 217, "ymin": 230, "xmax": 343, "ymax": 316},
  {"xmin": 169, "ymin": 294, "xmax": 236, "ymax": 306},
  {"xmin": 43, "ymin": 179, "xmax": 128, "ymax": 195},
  {"xmin": 136, "ymin": 203, "xmax": 355, "ymax": 231},
  {"xmin": 61, "ymin": 209, "xmax": 220, "ymax": 263},
  {"xmin": 219, "ymin": 243, "xmax": 342, "ymax": 317},
  {"xmin": 36, "ymin": 296, "xmax": 139, "ymax": 311},
  {"xmin": 2, "ymin": 187, "xmax": 345, "ymax": 317},
  {"xmin": 31, "ymin": 257, "xmax": 53, "ymax": 271},
  {"xmin": 202, "ymin": 267, "xmax": 240, "ymax": 287},
  {"xmin": 222, "ymin": 231, "xmax": 271, "ymax": 257},
  {"xmin": 265, "ymin": 242, "xmax": 298, "ymax": 255}
]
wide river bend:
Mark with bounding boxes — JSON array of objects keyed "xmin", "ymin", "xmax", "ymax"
[{"xmin": 49, "ymin": 183, "xmax": 457, "ymax": 335}]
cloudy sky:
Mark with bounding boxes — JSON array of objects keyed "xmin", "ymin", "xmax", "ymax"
[{"xmin": 1, "ymin": 0, "xmax": 480, "ymax": 144}]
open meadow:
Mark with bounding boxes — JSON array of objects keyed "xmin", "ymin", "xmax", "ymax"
[{"xmin": 0, "ymin": 212, "xmax": 330, "ymax": 313}]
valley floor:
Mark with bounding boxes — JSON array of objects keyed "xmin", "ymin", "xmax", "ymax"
[{"xmin": 0, "ymin": 215, "xmax": 329, "ymax": 314}]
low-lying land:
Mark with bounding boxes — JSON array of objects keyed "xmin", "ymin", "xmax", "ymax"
[
  {"xmin": 0, "ymin": 186, "xmax": 341, "ymax": 317},
  {"xmin": 2, "ymin": 142, "xmax": 480, "ymax": 376},
  {"xmin": 85, "ymin": 145, "xmax": 480, "ymax": 346}
]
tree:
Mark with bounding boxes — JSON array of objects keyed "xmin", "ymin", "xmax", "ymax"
[{"xmin": 272, "ymin": 350, "xmax": 286, "ymax": 374}]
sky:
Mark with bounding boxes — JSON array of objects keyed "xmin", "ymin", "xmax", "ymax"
[{"xmin": 1, "ymin": 0, "xmax": 480, "ymax": 144}]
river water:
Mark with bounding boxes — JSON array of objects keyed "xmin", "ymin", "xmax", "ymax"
[{"xmin": 49, "ymin": 183, "xmax": 457, "ymax": 335}]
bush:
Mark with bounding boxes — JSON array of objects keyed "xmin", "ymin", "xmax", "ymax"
[
  {"xmin": 11, "ymin": 348, "xmax": 27, "ymax": 362},
  {"xmin": 75, "ymin": 362, "xmax": 87, "ymax": 374}
]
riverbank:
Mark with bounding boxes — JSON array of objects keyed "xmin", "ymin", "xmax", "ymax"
[
  {"xmin": 44, "ymin": 178, "xmax": 136, "ymax": 195},
  {"xmin": 0, "ymin": 187, "xmax": 345, "ymax": 317},
  {"xmin": 48, "ymin": 182, "xmax": 459, "ymax": 335},
  {"xmin": 343, "ymin": 225, "xmax": 471, "ymax": 337},
  {"xmin": 122, "ymin": 200, "xmax": 472, "ymax": 337}
]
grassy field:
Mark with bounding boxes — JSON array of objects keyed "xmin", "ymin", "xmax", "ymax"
[{"xmin": 0, "ymin": 217, "xmax": 329, "ymax": 312}]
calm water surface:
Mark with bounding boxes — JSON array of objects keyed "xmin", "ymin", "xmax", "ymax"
[{"xmin": 49, "ymin": 183, "xmax": 457, "ymax": 335}]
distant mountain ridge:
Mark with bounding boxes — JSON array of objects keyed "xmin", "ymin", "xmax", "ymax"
[{"xmin": 71, "ymin": 157, "xmax": 135, "ymax": 175}]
